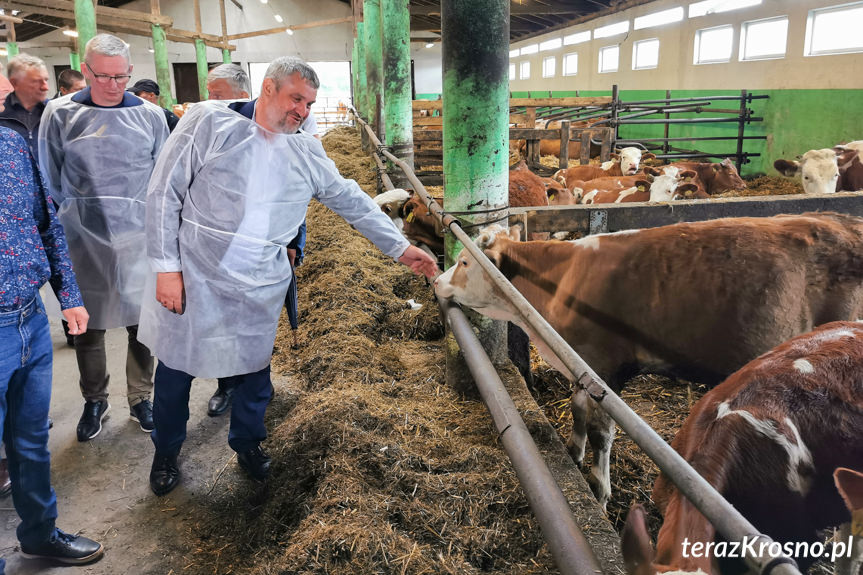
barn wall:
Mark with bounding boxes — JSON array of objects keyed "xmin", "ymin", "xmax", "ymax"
[{"xmin": 18, "ymin": 0, "xmax": 354, "ymax": 100}]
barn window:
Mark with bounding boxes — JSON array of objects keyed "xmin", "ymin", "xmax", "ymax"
[
  {"xmin": 598, "ymin": 45, "xmax": 620, "ymax": 73},
  {"xmin": 689, "ymin": 0, "xmax": 762, "ymax": 18},
  {"xmin": 509, "ymin": 49, "xmax": 520, "ymax": 58},
  {"xmin": 805, "ymin": 2, "xmax": 863, "ymax": 56},
  {"xmin": 509, "ymin": 63, "xmax": 516, "ymax": 80},
  {"xmin": 694, "ymin": 24, "xmax": 734, "ymax": 64},
  {"xmin": 543, "ymin": 56, "xmax": 556, "ymax": 78},
  {"xmin": 633, "ymin": 38, "xmax": 660, "ymax": 69},
  {"xmin": 634, "ymin": 6, "xmax": 684, "ymax": 30},
  {"xmin": 564, "ymin": 31, "xmax": 591, "ymax": 45},
  {"xmin": 540, "ymin": 38, "xmax": 562, "ymax": 51},
  {"xmin": 520, "ymin": 61, "xmax": 531, "ymax": 79},
  {"xmin": 740, "ymin": 16, "xmax": 788, "ymax": 60},
  {"xmin": 563, "ymin": 53, "xmax": 579, "ymax": 75},
  {"xmin": 594, "ymin": 21, "xmax": 630, "ymax": 39},
  {"xmin": 520, "ymin": 43, "xmax": 538, "ymax": 56}
]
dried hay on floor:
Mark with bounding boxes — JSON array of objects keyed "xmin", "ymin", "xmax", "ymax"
[
  {"xmin": 720, "ymin": 175, "xmax": 803, "ymax": 197},
  {"xmin": 186, "ymin": 125, "xmax": 560, "ymax": 575}
]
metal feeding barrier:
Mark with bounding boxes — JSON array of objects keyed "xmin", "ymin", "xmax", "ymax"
[{"xmin": 349, "ymin": 108, "xmax": 803, "ymax": 575}]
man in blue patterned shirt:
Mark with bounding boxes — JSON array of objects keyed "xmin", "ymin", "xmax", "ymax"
[{"xmin": 0, "ymin": 127, "xmax": 103, "ymax": 568}]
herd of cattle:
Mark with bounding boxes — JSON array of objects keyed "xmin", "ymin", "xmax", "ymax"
[{"xmin": 370, "ymin": 140, "xmax": 863, "ymax": 573}]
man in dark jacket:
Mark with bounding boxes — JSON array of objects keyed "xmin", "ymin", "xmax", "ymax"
[
  {"xmin": 0, "ymin": 54, "xmax": 49, "ymax": 163},
  {"xmin": 128, "ymin": 78, "xmax": 179, "ymax": 132}
]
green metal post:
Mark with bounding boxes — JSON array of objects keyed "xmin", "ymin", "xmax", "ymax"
[
  {"xmin": 221, "ymin": 49, "xmax": 231, "ymax": 64},
  {"xmin": 69, "ymin": 51, "xmax": 80, "ymax": 71},
  {"xmin": 194, "ymin": 38, "xmax": 208, "ymax": 101},
  {"xmin": 6, "ymin": 42, "xmax": 18, "ymax": 58},
  {"xmin": 442, "ymin": 0, "xmax": 510, "ymax": 390},
  {"xmin": 74, "ymin": 0, "xmax": 97, "ymax": 58},
  {"xmin": 381, "ymin": 0, "xmax": 413, "ymax": 188},
  {"xmin": 152, "ymin": 25, "xmax": 173, "ymax": 108},
  {"xmin": 363, "ymin": 0, "xmax": 383, "ymax": 137},
  {"xmin": 355, "ymin": 24, "xmax": 368, "ymax": 120}
]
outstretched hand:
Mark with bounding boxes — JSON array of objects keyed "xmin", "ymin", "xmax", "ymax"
[{"xmin": 398, "ymin": 245, "xmax": 439, "ymax": 279}]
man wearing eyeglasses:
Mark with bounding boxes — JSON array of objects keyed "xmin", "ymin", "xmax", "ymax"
[{"xmin": 38, "ymin": 34, "xmax": 169, "ymax": 445}]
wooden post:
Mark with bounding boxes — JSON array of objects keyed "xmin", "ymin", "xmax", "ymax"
[
  {"xmin": 6, "ymin": 21, "xmax": 17, "ymax": 57},
  {"xmin": 219, "ymin": 0, "xmax": 231, "ymax": 63},
  {"xmin": 559, "ymin": 120, "xmax": 570, "ymax": 170},
  {"xmin": 193, "ymin": 0, "xmax": 208, "ymax": 101}
]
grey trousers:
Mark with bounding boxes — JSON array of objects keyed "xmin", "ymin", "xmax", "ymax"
[{"xmin": 73, "ymin": 325, "xmax": 154, "ymax": 408}]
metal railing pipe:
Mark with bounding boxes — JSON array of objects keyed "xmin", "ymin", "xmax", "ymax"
[{"xmin": 441, "ymin": 298, "xmax": 605, "ymax": 575}]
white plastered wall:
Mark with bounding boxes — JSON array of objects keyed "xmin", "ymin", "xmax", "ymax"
[{"xmin": 506, "ymin": 0, "xmax": 863, "ymax": 92}]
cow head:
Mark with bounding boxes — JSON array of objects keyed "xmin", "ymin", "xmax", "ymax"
[
  {"xmin": 618, "ymin": 147, "xmax": 644, "ymax": 176},
  {"xmin": 710, "ymin": 158, "xmax": 747, "ymax": 193},
  {"xmin": 775, "ymin": 149, "xmax": 845, "ymax": 195},
  {"xmin": 433, "ymin": 225, "xmax": 521, "ymax": 322},
  {"xmin": 548, "ymin": 186, "xmax": 579, "ymax": 205},
  {"xmin": 374, "ymin": 188, "xmax": 412, "ymax": 232}
]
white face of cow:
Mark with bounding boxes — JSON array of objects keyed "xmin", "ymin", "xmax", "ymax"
[
  {"xmin": 648, "ymin": 174, "xmax": 683, "ymax": 202},
  {"xmin": 619, "ymin": 147, "xmax": 643, "ymax": 176},
  {"xmin": 778, "ymin": 149, "xmax": 840, "ymax": 195},
  {"xmin": 433, "ymin": 226, "xmax": 520, "ymax": 322}
]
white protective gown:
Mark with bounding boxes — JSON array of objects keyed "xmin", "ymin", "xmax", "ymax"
[
  {"xmin": 38, "ymin": 94, "xmax": 169, "ymax": 329},
  {"xmin": 137, "ymin": 100, "xmax": 409, "ymax": 378}
]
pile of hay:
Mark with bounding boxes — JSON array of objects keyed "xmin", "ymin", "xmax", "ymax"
[{"xmin": 186, "ymin": 126, "xmax": 563, "ymax": 575}]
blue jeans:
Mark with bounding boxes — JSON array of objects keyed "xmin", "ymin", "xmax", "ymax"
[
  {"xmin": 152, "ymin": 361, "xmax": 272, "ymax": 455},
  {"xmin": 0, "ymin": 296, "xmax": 58, "ymax": 553}
]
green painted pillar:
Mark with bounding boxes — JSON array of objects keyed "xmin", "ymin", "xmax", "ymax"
[
  {"xmin": 74, "ymin": 0, "xmax": 97, "ymax": 58},
  {"xmin": 194, "ymin": 38, "xmax": 208, "ymax": 101},
  {"xmin": 350, "ymin": 40, "xmax": 358, "ymax": 109},
  {"xmin": 152, "ymin": 25, "xmax": 173, "ymax": 108},
  {"xmin": 442, "ymin": 0, "xmax": 510, "ymax": 388},
  {"xmin": 6, "ymin": 43, "xmax": 18, "ymax": 58},
  {"xmin": 221, "ymin": 49, "xmax": 231, "ymax": 64},
  {"xmin": 381, "ymin": 0, "xmax": 413, "ymax": 187},
  {"xmin": 69, "ymin": 51, "xmax": 80, "ymax": 71},
  {"xmin": 363, "ymin": 0, "xmax": 383, "ymax": 136},
  {"xmin": 355, "ymin": 23, "xmax": 368, "ymax": 120}
]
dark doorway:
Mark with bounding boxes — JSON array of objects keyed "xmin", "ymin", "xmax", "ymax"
[
  {"xmin": 53, "ymin": 64, "xmax": 71, "ymax": 92},
  {"xmin": 172, "ymin": 62, "xmax": 225, "ymax": 104}
]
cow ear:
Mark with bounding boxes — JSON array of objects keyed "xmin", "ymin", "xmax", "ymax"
[
  {"xmin": 774, "ymin": 159, "xmax": 801, "ymax": 177},
  {"xmin": 644, "ymin": 166, "xmax": 661, "ymax": 177},
  {"xmin": 837, "ymin": 149, "xmax": 859, "ymax": 171},
  {"xmin": 621, "ymin": 505, "xmax": 656, "ymax": 575},
  {"xmin": 635, "ymin": 179, "xmax": 651, "ymax": 192},
  {"xmin": 680, "ymin": 170, "xmax": 697, "ymax": 182},
  {"xmin": 678, "ymin": 183, "xmax": 699, "ymax": 194},
  {"xmin": 835, "ymin": 467, "xmax": 863, "ymax": 512},
  {"xmin": 611, "ymin": 153, "xmax": 620, "ymax": 160},
  {"xmin": 642, "ymin": 152, "xmax": 656, "ymax": 161}
]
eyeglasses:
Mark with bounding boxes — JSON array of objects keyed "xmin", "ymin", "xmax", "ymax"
[{"xmin": 84, "ymin": 62, "xmax": 132, "ymax": 85}]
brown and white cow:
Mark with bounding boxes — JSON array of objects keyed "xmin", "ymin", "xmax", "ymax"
[
  {"xmin": 509, "ymin": 160, "xmax": 551, "ymax": 208},
  {"xmin": 374, "ymin": 188, "xmax": 412, "ymax": 232},
  {"xmin": 433, "ymin": 213, "xmax": 863, "ymax": 510},
  {"xmin": 577, "ymin": 171, "xmax": 700, "ymax": 205},
  {"xmin": 652, "ymin": 158, "xmax": 747, "ymax": 196},
  {"xmin": 774, "ymin": 141, "xmax": 863, "ymax": 195},
  {"xmin": 553, "ymin": 147, "xmax": 654, "ymax": 185},
  {"xmin": 622, "ymin": 321, "xmax": 863, "ymax": 575}
]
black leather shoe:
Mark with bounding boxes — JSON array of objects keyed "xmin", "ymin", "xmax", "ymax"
[
  {"xmin": 21, "ymin": 528, "xmax": 104, "ymax": 565},
  {"xmin": 130, "ymin": 400, "xmax": 154, "ymax": 432},
  {"xmin": 76, "ymin": 401, "xmax": 110, "ymax": 442},
  {"xmin": 149, "ymin": 452, "xmax": 180, "ymax": 496},
  {"xmin": 237, "ymin": 445, "xmax": 270, "ymax": 482},
  {"xmin": 207, "ymin": 386, "xmax": 234, "ymax": 417}
]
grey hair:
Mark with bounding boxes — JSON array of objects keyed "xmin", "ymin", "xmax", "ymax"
[
  {"xmin": 207, "ymin": 63, "xmax": 250, "ymax": 95},
  {"xmin": 84, "ymin": 33, "xmax": 131, "ymax": 63},
  {"xmin": 264, "ymin": 56, "xmax": 319, "ymax": 90},
  {"xmin": 7, "ymin": 54, "xmax": 46, "ymax": 80}
]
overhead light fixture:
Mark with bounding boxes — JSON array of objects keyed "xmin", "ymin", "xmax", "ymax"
[
  {"xmin": 285, "ymin": 28, "xmax": 294, "ymax": 35},
  {"xmin": 63, "ymin": 30, "xmax": 79, "ymax": 37},
  {"xmin": 425, "ymin": 42, "xmax": 435, "ymax": 48},
  {"xmin": 260, "ymin": 0, "xmax": 267, "ymax": 3},
  {"xmin": 148, "ymin": 48, "xmax": 155, "ymax": 53},
  {"xmin": 0, "ymin": 49, "xmax": 6, "ymax": 57},
  {"xmin": 274, "ymin": 14, "xmax": 283, "ymax": 23}
]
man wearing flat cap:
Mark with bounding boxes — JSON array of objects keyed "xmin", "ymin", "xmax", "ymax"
[{"xmin": 129, "ymin": 78, "xmax": 179, "ymax": 132}]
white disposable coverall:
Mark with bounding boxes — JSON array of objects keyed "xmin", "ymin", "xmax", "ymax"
[
  {"xmin": 138, "ymin": 100, "xmax": 409, "ymax": 378},
  {"xmin": 38, "ymin": 95, "xmax": 169, "ymax": 329}
]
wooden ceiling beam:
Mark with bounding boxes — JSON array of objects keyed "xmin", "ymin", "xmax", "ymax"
[
  {"xmin": 3, "ymin": 0, "xmax": 173, "ymax": 26},
  {"xmin": 226, "ymin": 15, "xmax": 351, "ymax": 40}
]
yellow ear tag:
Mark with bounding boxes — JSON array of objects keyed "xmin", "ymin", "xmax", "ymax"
[
  {"xmin": 638, "ymin": 185, "xmax": 646, "ymax": 192},
  {"xmin": 549, "ymin": 194, "xmax": 555, "ymax": 201},
  {"xmin": 405, "ymin": 212, "xmax": 415, "ymax": 223}
]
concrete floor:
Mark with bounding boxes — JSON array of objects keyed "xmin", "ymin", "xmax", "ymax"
[{"xmin": 0, "ymin": 309, "xmax": 244, "ymax": 574}]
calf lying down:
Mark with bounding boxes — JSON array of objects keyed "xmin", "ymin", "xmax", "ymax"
[{"xmin": 623, "ymin": 321, "xmax": 863, "ymax": 575}]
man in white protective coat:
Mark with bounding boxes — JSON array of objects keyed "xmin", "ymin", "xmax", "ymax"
[
  {"xmin": 138, "ymin": 57, "xmax": 438, "ymax": 496},
  {"xmin": 39, "ymin": 34, "xmax": 169, "ymax": 443}
]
